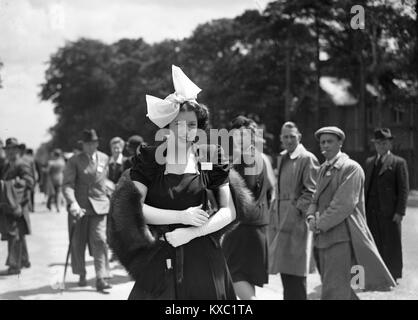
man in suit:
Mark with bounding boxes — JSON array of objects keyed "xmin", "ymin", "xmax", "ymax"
[
  {"xmin": 63, "ymin": 129, "xmax": 112, "ymax": 292},
  {"xmin": 108, "ymin": 137, "xmax": 126, "ymax": 185},
  {"xmin": 0, "ymin": 138, "xmax": 35, "ymax": 275},
  {"xmin": 364, "ymin": 128, "xmax": 409, "ymax": 282},
  {"xmin": 269, "ymin": 121, "xmax": 319, "ymax": 300},
  {"xmin": 306, "ymin": 127, "xmax": 362, "ymax": 299}
]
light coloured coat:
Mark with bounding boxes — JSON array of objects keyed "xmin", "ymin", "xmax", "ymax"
[
  {"xmin": 307, "ymin": 152, "xmax": 396, "ymax": 290},
  {"xmin": 268, "ymin": 144, "xmax": 319, "ymax": 276},
  {"xmin": 63, "ymin": 151, "xmax": 110, "ymax": 215}
]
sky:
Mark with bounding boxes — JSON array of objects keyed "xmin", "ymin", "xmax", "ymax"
[{"xmin": 0, "ymin": 0, "xmax": 268, "ymax": 150}]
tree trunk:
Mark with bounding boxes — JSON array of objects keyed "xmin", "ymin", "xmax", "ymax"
[
  {"xmin": 284, "ymin": 32, "xmax": 292, "ymax": 121},
  {"xmin": 359, "ymin": 52, "xmax": 368, "ymax": 151},
  {"xmin": 314, "ymin": 13, "xmax": 321, "ymax": 129},
  {"xmin": 371, "ymin": 22, "xmax": 382, "ymax": 127}
]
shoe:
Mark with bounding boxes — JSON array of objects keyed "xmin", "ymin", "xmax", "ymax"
[
  {"xmin": 78, "ymin": 274, "xmax": 87, "ymax": 287},
  {"xmin": 0, "ymin": 267, "xmax": 21, "ymax": 276},
  {"xmin": 104, "ymin": 273, "xmax": 113, "ymax": 280},
  {"xmin": 96, "ymin": 278, "xmax": 112, "ymax": 292},
  {"xmin": 23, "ymin": 262, "xmax": 31, "ymax": 269}
]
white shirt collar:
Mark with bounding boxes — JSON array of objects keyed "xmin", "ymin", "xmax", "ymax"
[
  {"xmin": 109, "ymin": 153, "xmax": 123, "ymax": 165},
  {"xmin": 85, "ymin": 151, "xmax": 97, "ymax": 161},
  {"xmin": 377, "ymin": 150, "xmax": 391, "ymax": 162},
  {"xmin": 280, "ymin": 143, "xmax": 305, "ymax": 160},
  {"xmin": 325, "ymin": 151, "xmax": 342, "ymax": 166}
]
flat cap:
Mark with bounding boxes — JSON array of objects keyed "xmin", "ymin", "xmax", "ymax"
[{"xmin": 314, "ymin": 126, "xmax": 345, "ymax": 141}]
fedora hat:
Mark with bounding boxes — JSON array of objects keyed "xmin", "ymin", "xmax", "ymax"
[
  {"xmin": 80, "ymin": 129, "xmax": 99, "ymax": 143},
  {"xmin": 372, "ymin": 128, "xmax": 394, "ymax": 141},
  {"xmin": 4, "ymin": 137, "xmax": 20, "ymax": 149}
]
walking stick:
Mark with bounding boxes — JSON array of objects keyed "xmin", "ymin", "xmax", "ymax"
[
  {"xmin": 60, "ymin": 209, "xmax": 85, "ymax": 292},
  {"xmin": 306, "ymin": 230, "xmax": 313, "ymax": 275}
]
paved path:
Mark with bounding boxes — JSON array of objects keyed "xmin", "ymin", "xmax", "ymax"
[{"xmin": 0, "ymin": 193, "xmax": 417, "ymax": 300}]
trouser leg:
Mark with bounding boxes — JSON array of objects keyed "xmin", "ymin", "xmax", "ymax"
[
  {"xmin": 88, "ymin": 214, "xmax": 110, "ymax": 279},
  {"xmin": 317, "ymin": 242, "xmax": 358, "ymax": 300},
  {"xmin": 6, "ymin": 234, "xmax": 22, "ymax": 270},
  {"xmin": 20, "ymin": 235, "xmax": 29, "ymax": 265},
  {"xmin": 280, "ymin": 273, "xmax": 307, "ymax": 300},
  {"xmin": 68, "ymin": 213, "xmax": 88, "ymax": 276}
]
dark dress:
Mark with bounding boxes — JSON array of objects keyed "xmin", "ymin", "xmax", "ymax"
[
  {"xmin": 222, "ymin": 158, "xmax": 272, "ymax": 287},
  {"xmin": 128, "ymin": 145, "xmax": 236, "ymax": 300}
]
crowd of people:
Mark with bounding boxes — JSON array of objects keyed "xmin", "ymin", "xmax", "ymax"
[{"xmin": 0, "ymin": 65, "xmax": 410, "ymax": 300}]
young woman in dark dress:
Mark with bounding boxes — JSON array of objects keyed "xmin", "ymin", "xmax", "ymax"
[
  {"xmin": 222, "ymin": 116, "xmax": 275, "ymax": 300},
  {"xmin": 127, "ymin": 65, "xmax": 237, "ymax": 300}
]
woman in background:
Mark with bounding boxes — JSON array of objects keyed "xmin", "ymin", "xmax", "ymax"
[{"xmin": 222, "ymin": 115, "xmax": 275, "ymax": 300}]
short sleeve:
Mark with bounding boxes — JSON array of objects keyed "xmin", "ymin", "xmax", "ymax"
[
  {"xmin": 206, "ymin": 145, "xmax": 230, "ymax": 190},
  {"xmin": 129, "ymin": 146, "xmax": 159, "ymax": 187}
]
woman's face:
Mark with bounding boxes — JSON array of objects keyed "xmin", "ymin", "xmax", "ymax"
[
  {"xmin": 169, "ymin": 110, "xmax": 198, "ymax": 142},
  {"xmin": 233, "ymin": 126, "xmax": 254, "ymax": 152},
  {"xmin": 111, "ymin": 143, "xmax": 123, "ymax": 157}
]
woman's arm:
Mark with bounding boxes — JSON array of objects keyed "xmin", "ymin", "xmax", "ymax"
[
  {"xmin": 132, "ymin": 180, "xmax": 209, "ymax": 226},
  {"xmin": 165, "ymin": 184, "xmax": 236, "ymax": 247}
]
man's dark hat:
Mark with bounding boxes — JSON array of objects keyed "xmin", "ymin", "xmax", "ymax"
[
  {"xmin": 5, "ymin": 137, "xmax": 20, "ymax": 149},
  {"xmin": 81, "ymin": 129, "xmax": 99, "ymax": 143},
  {"xmin": 52, "ymin": 148, "xmax": 63, "ymax": 157},
  {"xmin": 372, "ymin": 128, "xmax": 394, "ymax": 141}
]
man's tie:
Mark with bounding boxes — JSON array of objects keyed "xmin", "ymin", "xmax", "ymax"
[
  {"xmin": 321, "ymin": 163, "xmax": 332, "ymax": 179},
  {"xmin": 91, "ymin": 154, "xmax": 97, "ymax": 168},
  {"xmin": 376, "ymin": 155, "xmax": 383, "ymax": 168}
]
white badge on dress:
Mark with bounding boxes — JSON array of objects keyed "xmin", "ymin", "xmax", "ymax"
[
  {"xmin": 200, "ymin": 162, "xmax": 213, "ymax": 171},
  {"xmin": 326, "ymin": 171, "xmax": 332, "ymax": 176}
]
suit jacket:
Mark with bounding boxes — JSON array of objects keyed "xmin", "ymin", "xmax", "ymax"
[
  {"xmin": 364, "ymin": 152, "xmax": 409, "ymax": 217},
  {"xmin": 63, "ymin": 151, "xmax": 110, "ymax": 215},
  {"xmin": 268, "ymin": 144, "xmax": 319, "ymax": 276},
  {"xmin": 0, "ymin": 158, "xmax": 35, "ymax": 235}
]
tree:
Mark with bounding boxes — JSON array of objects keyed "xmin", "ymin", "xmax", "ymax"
[
  {"xmin": 40, "ymin": 38, "xmax": 117, "ymax": 151},
  {"xmin": 40, "ymin": 0, "xmax": 417, "ymax": 157}
]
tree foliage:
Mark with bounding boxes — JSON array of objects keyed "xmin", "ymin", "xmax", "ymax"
[{"xmin": 40, "ymin": 0, "xmax": 417, "ymax": 154}]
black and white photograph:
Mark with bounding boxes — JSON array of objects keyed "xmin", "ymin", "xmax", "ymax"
[{"xmin": 0, "ymin": 0, "xmax": 417, "ymax": 304}]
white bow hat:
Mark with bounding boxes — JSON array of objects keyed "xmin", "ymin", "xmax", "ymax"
[{"xmin": 145, "ymin": 65, "xmax": 201, "ymax": 128}]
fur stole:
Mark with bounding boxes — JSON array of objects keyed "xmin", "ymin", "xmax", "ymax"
[{"xmin": 107, "ymin": 168, "xmax": 255, "ymax": 281}]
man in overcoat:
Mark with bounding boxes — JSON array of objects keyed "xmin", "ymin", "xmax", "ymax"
[
  {"xmin": 0, "ymin": 138, "xmax": 34, "ymax": 275},
  {"xmin": 364, "ymin": 128, "xmax": 409, "ymax": 282},
  {"xmin": 63, "ymin": 129, "xmax": 112, "ymax": 292},
  {"xmin": 268, "ymin": 122, "xmax": 319, "ymax": 300},
  {"xmin": 307, "ymin": 127, "xmax": 396, "ymax": 299}
]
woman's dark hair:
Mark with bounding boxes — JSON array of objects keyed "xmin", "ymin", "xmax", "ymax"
[
  {"xmin": 230, "ymin": 115, "xmax": 258, "ymax": 132},
  {"xmin": 179, "ymin": 101, "xmax": 210, "ymax": 130}
]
